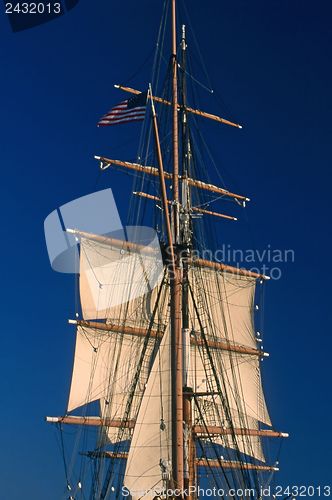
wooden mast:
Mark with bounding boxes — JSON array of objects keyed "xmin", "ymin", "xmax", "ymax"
[
  {"xmin": 150, "ymin": 89, "xmax": 176, "ymax": 276},
  {"xmin": 179, "ymin": 23, "xmax": 196, "ymax": 499},
  {"xmin": 171, "ymin": 0, "xmax": 184, "ymax": 493}
]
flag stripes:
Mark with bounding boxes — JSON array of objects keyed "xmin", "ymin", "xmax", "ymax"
[{"xmin": 98, "ymin": 92, "xmax": 147, "ymax": 126}]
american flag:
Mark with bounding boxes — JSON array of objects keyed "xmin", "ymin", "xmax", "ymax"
[{"xmin": 97, "ymin": 91, "xmax": 147, "ymax": 126}]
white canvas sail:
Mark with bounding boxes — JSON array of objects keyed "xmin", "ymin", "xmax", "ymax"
[
  {"xmin": 189, "ymin": 344, "xmax": 269, "ymax": 462},
  {"xmin": 68, "ymin": 326, "xmax": 110, "ymax": 412},
  {"xmin": 198, "ymin": 415, "xmax": 265, "ymax": 463},
  {"xmin": 189, "ymin": 344, "xmax": 271, "ymax": 424},
  {"xmin": 67, "ymin": 326, "xmax": 153, "ymax": 424},
  {"xmin": 124, "ymin": 327, "xmax": 172, "ymax": 499},
  {"xmin": 187, "ymin": 266, "xmax": 271, "ymax": 462},
  {"xmin": 70, "ymin": 261, "xmax": 270, "ymax": 469},
  {"xmin": 188, "ymin": 267, "xmax": 257, "ymax": 349},
  {"xmin": 79, "ymin": 236, "xmax": 163, "ymax": 322}
]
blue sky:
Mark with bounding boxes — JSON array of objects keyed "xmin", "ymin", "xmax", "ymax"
[{"xmin": 0, "ymin": 1, "xmax": 331, "ymax": 498}]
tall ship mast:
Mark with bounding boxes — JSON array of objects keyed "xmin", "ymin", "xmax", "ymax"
[{"xmin": 45, "ymin": 1, "xmax": 288, "ymax": 498}]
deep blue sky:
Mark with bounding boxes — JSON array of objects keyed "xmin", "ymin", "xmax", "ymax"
[{"xmin": 0, "ymin": 1, "xmax": 331, "ymax": 498}]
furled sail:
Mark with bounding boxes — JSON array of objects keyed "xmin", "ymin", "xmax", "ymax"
[{"xmin": 123, "ymin": 326, "xmax": 172, "ymax": 499}]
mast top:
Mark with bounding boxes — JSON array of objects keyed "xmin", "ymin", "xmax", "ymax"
[{"xmin": 181, "ymin": 24, "xmax": 186, "ymax": 50}]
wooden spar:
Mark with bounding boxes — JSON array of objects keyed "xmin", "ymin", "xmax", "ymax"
[
  {"xmin": 69, "ymin": 319, "xmax": 268, "ymax": 357},
  {"xmin": 114, "ymin": 85, "xmax": 243, "ymax": 129},
  {"xmin": 185, "ymin": 176, "xmax": 248, "ymax": 201},
  {"xmin": 69, "ymin": 319, "xmax": 162, "ymax": 339},
  {"xmin": 150, "ymin": 92, "xmax": 176, "ymax": 274},
  {"xmin": 45, "ymin": 416, "xmax": 135, "ymax": 428},
  {"xmin": 82, "ymin": 451, "xmax": 279, "ymax": 472},
  {"xmin": 190, "ymin": 257, "xmax": 270, "ymax": 280},
  {"xmin": 95, "ymin": 155, "xmax": 249, "ymax": 202},
  {"xmin": 133, "ymin": 191, "xmax": 238, "ymax": 221},
  {"xmin": 193, "ymin": 206, "xmax": 237, "ymax": 221},
  {"xmin": 133, "ymin": 191, "xmax": 165, "ymax": 202},
  {"xmin": 196, "ymin": 459, "xmax": 279, "ymax": 472},
  {"xmin": 46, "ymin": 416, "xmax": 288, "ymax": 440},
  {"xmin": 192, "ymin": 337, "xmax": 269, "ymax": 357},
  {"xmin": 185, "ymin": 105, "xmax": 243, "ymax": 129},
  {"xmin": 193, "ymin": 426, "xmax": 289, "ymax": 438},
  {"xmin": 66, "ymin": 228, "xmax": 269, "ymax": 280},
  {"xmin": 114, "ymin": 85, "xmax": 170, "ymax": 106},
  {"xmin": 97, "ymin": 156, "xmax": 163, "ymax": 177},
  {"xmin": 82, "ymin": 451, "xmax": 128, "ymax": 460},
  {"xmin": 66, "ymin": 228, "xmax": 157, "ymax": 255}
]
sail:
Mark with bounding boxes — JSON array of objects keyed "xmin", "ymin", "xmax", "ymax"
[
  {"xmin": 188, "ymin": 266, "xmax": 258, "ymax": 349},
  {"xmin": 185, "ymin": 266, "xmax": 271, "ymax": 462},
  {"xmin": 123, "ymin": 326, "xmax": 172, "ymax": 499},
  {"xmin": 79, "ymin": 235, "xmax": 163, "ymax": 323},
  {"xmin": 192, "ymin": 347, "xmax": 270, "ymax": 424},
  {"xmin": 197, "ymin": 415, "xmax": 265, "ymax": 463},
  {"xmin": 67, "ymin": 326, "xmax": 155, "ymax": 425},
  {"xmin": 187, "ymin": 266, "xmax": 271, "ymax": 423},
  {"xmin": 122, "ymin": 262, "xmax": 269, "ymax": 494},
  {"xmin": 189, "ymin": 344, "xmax": 269, "ymax": 462},
  {"xmin": 70, "ymin": 236, "xmax": 272, "ymax": 478}
]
